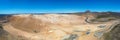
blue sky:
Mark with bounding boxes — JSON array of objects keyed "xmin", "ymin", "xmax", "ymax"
[{"xmin": 0, "ymin": 0, "xmax": 120, "ymax": 14}]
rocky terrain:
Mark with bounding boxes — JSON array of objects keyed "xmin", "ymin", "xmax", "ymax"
[{"xmin": 0, "ymin": 12, "xmax": 120, "ymax": 40}]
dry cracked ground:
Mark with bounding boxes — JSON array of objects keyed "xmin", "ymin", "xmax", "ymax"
[{"xmin": 0, "ymin": 13, "xmax": 120, "ymax": 40}]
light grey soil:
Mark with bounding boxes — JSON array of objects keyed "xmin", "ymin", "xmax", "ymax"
[{"xmin": 103, "ymin": 24, "xmax": 120, "ymax": 40}]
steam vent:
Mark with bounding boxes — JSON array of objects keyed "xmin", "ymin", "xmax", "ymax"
[{"xmin": 0, "ymin": 13, "xmax": 120, "ymax": 40}]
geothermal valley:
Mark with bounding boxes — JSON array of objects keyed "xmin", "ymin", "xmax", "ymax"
[{"xmin": 0, "ymin": 12, "xmax": 120, "ymax": 40}]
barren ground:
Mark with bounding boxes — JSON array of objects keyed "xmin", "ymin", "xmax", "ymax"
[{"xmin": 0, "ymin": 14, "xmax": 120, "ymax": 40}]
